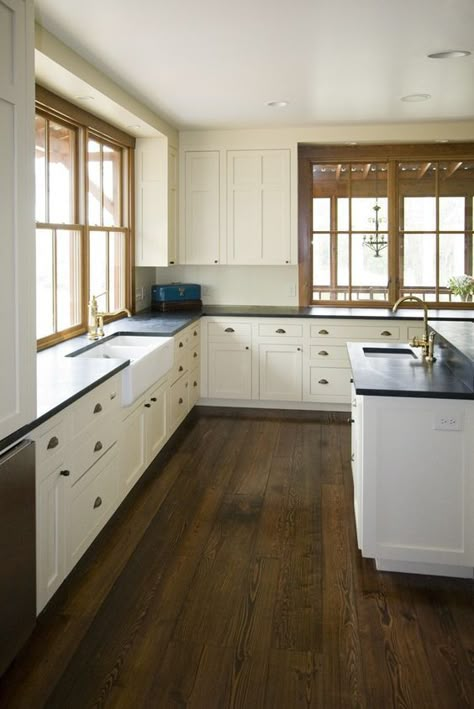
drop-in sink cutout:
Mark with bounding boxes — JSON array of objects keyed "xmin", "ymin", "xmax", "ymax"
[{"xmin": 363, "ymin": 347, "xmax": 416, "ymax": 359}]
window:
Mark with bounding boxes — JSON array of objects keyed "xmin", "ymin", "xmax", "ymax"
[
  {"xmin": 35, "ymin": 87, "xmax": 135, "ymax": 347},
  {"xmin": 299, "ymin": 144, "xmax": 474, "ymax": 307}
]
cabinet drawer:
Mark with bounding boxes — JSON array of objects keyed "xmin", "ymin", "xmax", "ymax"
[
  {"xmin": 170, "ymin": 352, "xmax": 188, "ymax": 384},
  {"xmin": 307, "ymin": 366, "xmax": 352, "ymax": 400},
  {"xmin": 35, "ymin": 414, "xmax": 70, "ymax": 470},
  {"xmin": 68, "ymin": 446, "xmax": 119, "ymax": 569},
  {"xmin": 169, "ymin": 376, "xmax": 189, "ymax": 431},
  {"xmin": 70, "ymin": 419, "xmax": 118, "ymax": 485},
  {"xmin": 258, "ymin": 323, "xmax": 303, "ymax": 338},
  {"xmin": 310, "ymin": 323, "xmax": 400, "ymax": 341},
  {"xmin": 189, "ymin": 344, "xmax": 200, "ymax": 371},
  {"xmin": 309, "ymin": 344, "xmax": 350, "ymax": 364},
  {"xmin": 189, "ymin": 374, "xmax": 200, "ymax": 409},
  {"xmin": 72, "ymin": 376, "xmax": 120, "ymax": 435},
  {"xmin": 189, "ymin": 323, "xmax": 201, "ymax": 344},
  {"xmin": 174, "ymin": 332, "xmax": 189, "ymax": 353},
  {"xmin": 208, "ymin": 322, "xmax": 251, "ymax": 341}
]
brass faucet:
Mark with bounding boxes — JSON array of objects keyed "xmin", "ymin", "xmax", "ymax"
[
  {"xmin": 88, "ymin": 293, "xmax": 132, "ymax": 340},
  {"xmin": 392, "ymin": 295, "xmax": 436, "ymax": 362}
]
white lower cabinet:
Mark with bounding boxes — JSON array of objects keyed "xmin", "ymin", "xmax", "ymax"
[
  {"xmin": 358, "ymin": 395, "xmax": 474, "ymax": 577},
  {"xmin": 37, "ymin": 458, "xmax": 67, "ymax": 611},
  {"xmin": 258, "ymin": 344, "xmax": 302, "ymax": 401},
  {"xmin": 120, "ymin": 399, "xmax": 147, "ymax": 494},
  {"xmin": 208, "ymin": 342, "xmax": 252, "ymax": 399}
]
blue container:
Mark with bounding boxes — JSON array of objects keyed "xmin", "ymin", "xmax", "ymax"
[{"xmin": 151, "ymin": 283, "xmax": 202, "ymax": 311}]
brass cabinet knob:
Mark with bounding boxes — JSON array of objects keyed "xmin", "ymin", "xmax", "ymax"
[
  {"xmin": 60, "ymin": 469, "xmax": 70, "ymax": 477},
  {"xmin": 110, "ymin": 392, "xmax": 117, "ymax": 400},
  {"xmin": 144, "ymin": 403, "xmax": 151, "ymax": 408},
  {"xmin": 93, "ymin": 403, "xmax": 103, "ymax": 414},
  {"xmin": 224, "ymin": 327, "xmax": 235, "ymax": 333},
  {"xmin": 179, "ymin": 397, "xmax": 184, "ymax": 404},
  {"xmin": 347, "ymin": 418, "xmax": 355, "ymax": 424},
  {"xmin": 150, "ymin": 397, "xmax": 157, "ymax": 402},
  {"xmin": 193, "ymin": 352, "xmax": 198, "ymax": 358},
  {"xmin": 193, "ymin": 381, "xmax": 198, "ymax": 387},
  {"xmin": 179, "ymin": 365, "xmax": 184, "ymax": 372},
  {"xmin": 297, "ymin": 347, "xmax": 302, "ymax": 351},
  {"xmin": 319, "ymin": 329, "xmax": 329, "ymax": 335}
]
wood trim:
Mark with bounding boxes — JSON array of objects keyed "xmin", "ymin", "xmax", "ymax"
[
  {"xmin": 298, "ymin": 143, "xmax": 474, "ymax": 162},
  {"xmin": 298, "ymin": 153, "xmax": 313, "ymax": 305},
  {"xmin": 36, "ymin": 84, "xmax": 136, "ymax": 149}
]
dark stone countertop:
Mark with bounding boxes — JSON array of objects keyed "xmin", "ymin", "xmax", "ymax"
[
  {"xmin": 201, "ymin": 305, "xmax": 474, "ymax": 321},
  {"xmin": 347, "ymin": 341, "xmax": 474, "ymax": 399}
]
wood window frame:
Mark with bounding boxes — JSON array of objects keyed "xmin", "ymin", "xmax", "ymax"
[
  {"xmin": 298, "ymin": 142, "xmax": 474, "ymax": 308},
  {"xmin": 35, "ymin": 85, "xmax": 136, "ymax": 349}
]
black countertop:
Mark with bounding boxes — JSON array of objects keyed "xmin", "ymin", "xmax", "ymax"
[{"xmin": 201, "ymin": 305, "xmax": 474, "ymax": 321}]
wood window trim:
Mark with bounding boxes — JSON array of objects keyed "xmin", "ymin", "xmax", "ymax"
[
  {"xmin": 36, "ymin": 87, "xmax": 135, "ymax": 349},
  {"xmin": 298, "ymin": 142, "xmax": 474, "ymax": 308}
]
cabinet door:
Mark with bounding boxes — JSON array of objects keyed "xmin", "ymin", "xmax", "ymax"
[
  {"xmin": 208, "ymin": 342, "xmax": 252, "ymax": 399},
  {"xmin": 0, "ymin": 0, "xmax": 35, "ymax": 439},
  {"xmin": 227, "ymin": 150, "xmax": 290, "ymax": 265},
  {"xmin": 184, "ymin": 151, "xmax": 221, "ymax": 264},
  {"xmin": 135, "ymin": 137, "xmax": 168, "ymax": 266},
  {"xmin": 145, "ymin": 381, "xmax": 168, "ymax": 463},
  {"xmin": 37, "ymin": 464, "xmax": 67, "ymax": 612},
  {"xmin": 120, "ymin": 400, "xmax": 147, "ymax": 494},
  {"xmin": 259, "ymin": 344, "xmax": 302, "ymax": 401}
]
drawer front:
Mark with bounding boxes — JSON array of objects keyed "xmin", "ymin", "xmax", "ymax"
[
  {"xmin": 309, "ymin": 344, "xmax": 350, "ymax": 364},
  {"xmin": 307, "ymin": 366, "xmax": 352, "ymax": 400},
  {"xmin": 72, "ymin": 376, "xmax": 120, "ymax": 435},
  {"xmin": 189, "ymin": 344, "xmax": 200, "ymax": 371},
  {"xmin": 68, "ymin": 446, "xmax": 119, "ymax": 569},
  {"xmin": 169, "ymin": 376, "xmax": 189, "ymax": 431},
  {"xmin": 71, "ymin": 419, "xmax": 118, "ymax": 485},
  {"xmin": 189, "ymin": 374, "xmax": 200, "ymax": 409},
  {"xmin": 189, "ymin": 323, "xmax": 201, "ymax": 345},
  {"xmin": 310, "ymin": 323, "xmax": 400, "ymax": 341},
  {"xmin": 174, "ymin": 332, "xmax": 189, "ymax": 353},
  {"xmin": 258, "ymin": 323, "xmax": 303, "ymax": 338},
  {"xmin": 35, "ymin": 414, "xmax": 70, "ymax": 470},
  {"xmin": 207, "ymin": 322, "xmax": 251, "ymax": 341},
  {"xmin": 170, "ymin": 351, "xmax": 188, "ymax": 384}
]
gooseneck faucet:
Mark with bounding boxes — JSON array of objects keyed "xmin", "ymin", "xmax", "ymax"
[
  {"xmin": 392, "ymin": 295, "xmax": 436, "ymax": 363},
  {"xmin": 88, "ymin": 293, "xmax": 132, "ymax": 340}
]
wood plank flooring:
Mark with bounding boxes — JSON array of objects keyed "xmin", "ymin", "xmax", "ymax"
[{"xmin": 0, "ymin": 408, "xmax": 473, "ymax": 708}]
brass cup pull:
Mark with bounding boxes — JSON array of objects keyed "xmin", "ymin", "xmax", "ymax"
[
  {"xmin": 179, "ymin": 365, "xmax": 184, "ymax": 372},
  {"xmin": 224, "ymin": 327, "xmax": 235, "ymax": 333},
  {"xmin": 179, "ymin": 342, "xmax": 184, "ymax": 348},
  {"xmin": 319, "ymin": 329, "xmax": 329, "ymax": 335},
  {"xmin": 47, "ymin": 436, "xmax": 59, "ymax": 450},
  {"xmin": 110, "ymin": 392, "xmax": 117, "ymax": 400},
  {"xmin": 381, "ymin": 331, "xmax": 392, "ymax": 336},
  {"xmin": 60, "ymin": 469, "xmax": 70, "ymax": 477},
  {"xmin": 318, "ymin": 350, "xmax": 329, "ymax": 356},
  {"xmin": 150, "ymin": 397, "xmax": 157, "ymax": 402},
  {"xmin": 94, "ymin": 441, "xmax": 103, "ymax": 452},
  {"xmin": 144, "ymin": 403, "xmax": 151, "ymax": 408},
  {"xmin": 93, "ymin": 496, "xmax": 102, "ymax": 509},
  {"xmin": 93, "ymin": 403, "xmax": 103, "ymax": 414},
  {"xmin": 193, "ymin": 330, "xmax": 198, "ymax": 336},
  {"xmin": 318, "ymin": 379, "xmax": 329, "ymax": 385},
  {"xmin": 178, "ymin": 397, "xmax": 184, "ymax": 404},
  {"xmin": 193, "ymin": 381, "xmax": 198, "ymax": 387},
  {"xmin": 276, "ymin": 328, "xmax": 286, "ymax": 334},
  {"xmin": 193, "ymin": 352, "xmax": 198, "ymax": 358}
]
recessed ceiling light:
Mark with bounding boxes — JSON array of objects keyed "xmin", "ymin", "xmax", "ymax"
[
  {"xmin": 75, "ymin": 95, "xmax": 94, "ymax": 101},
  {"xmin": 428, "ymin": 50, "xmax": 471, "ymax": 59},
  {"xmin": 401, "ymin": 93, "xmax": 431, "ymax": 102},
  {"xmin": 346, "ymin": 141, "xmax": 358, "ymax": 146},
  {"xmin": 435, "ymin": 139, "xmax": 449, "ymax": 143},
  {"xmin": 127, "ymin": 124, "xmax": 142, "ymax": 130},
  {"xmin": 266, "ymin": 100, "xmax": 289, "ymax": 107}
]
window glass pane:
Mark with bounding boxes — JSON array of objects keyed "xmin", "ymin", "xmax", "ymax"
[
  {"xmin": 403, "ymin": 197, "xmax": 436, "ymax": 231},
  {"xmin": 439, "ymin": 196, "xmax": 464, "ymax": 231},
  {"xmin": 35, "ymin": 116, "xmax": 46, "ymax": 222},
  {"xmin": 403, "ymin": 233, "xmax": 436, "ymax": 287},
  {"xmin": 48, "ymin": 120, "xmax": 75, "ymax": 223},
  {"xmin": 109, "ymin": 232, "xmax": 126, "ymax": 310},
  {"xmin": 439, "ymin": 233, "xmax": 465, "ymax": 288},
  {"xmin": 88, "ymin": 139, "xmax": 102, "ymax": 225},
  {"xmin": 312, "ymin": 198, "xmax": 330, "ymax": 231},
  {"xmin": 337, "ymin": 233, "xmax": 349, "ymax": 286},
  {"xmin": 337, "ymin": 197, "xmax": 349, "ymax": 231},
  {"xmin": 89, "ymin": 230, "xmax": 107, "ymax": 310},
  {"xmin": 103, "ymin": 145, "xmax": 121, "ymax": 226},
  {"xmin": 56, "ymin": 230, "xmax": 81, "ymax": 331},
  {"xmin": 352, "ymin": 233, "xmax": 388, "ymax": 289},
  {"xmin": 312, "ymin": 233, "xmax": 330, "ymax": 286},
  {"xmin": 36, "ymin": 229, "xmax": 54, "ymax": 339}
]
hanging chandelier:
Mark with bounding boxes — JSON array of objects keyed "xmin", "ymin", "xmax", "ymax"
[{"xmin": 363, "ymin": 168, "xmax": 387, "ymax": 257}]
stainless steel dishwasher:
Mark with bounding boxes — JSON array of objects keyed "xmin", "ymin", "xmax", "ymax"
[{"xmin": 0, "ymin": 439, "xmax": 36, "ymax": 676}]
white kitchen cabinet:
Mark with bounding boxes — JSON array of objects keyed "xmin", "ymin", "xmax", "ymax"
[
  {"xmin": 135, "ymin": 137, "xmax": 177, "ymax": 266},
  {"xmin": 183, "ymin": 150, "xmax": 222, "ymax": 264},
  {"xmin": 227, "ymin": 150, "xmax": 291, "ymax": 265},
  {"xmin": 120, "ymin": 397, "xmax": 147, "ymax": 494},
  {"xmin": 145, "ymin": 379, "xmax": 168, "ymax": 461},
  {"xmin": 258, "ymin": 344, "xmax": 303, "ymax": 401},
  {"xmin": 350, "ymin": 386, "xmax": 363, "ymax": 549},
  {"xmin": 359, "ymin": 395, "xmax": 474, "ymax": 577},
  {"xmin": 0, "ymin": 0, "xmax": 35, "ymax": 440},
  {"xmin": 208, "ymin": 342, "xmax": 252, "ymax": 399}
]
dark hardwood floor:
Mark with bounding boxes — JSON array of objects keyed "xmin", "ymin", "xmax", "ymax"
[{"xmin": 0, "ymin": 408, "xmax": 473, "ymax": 708}]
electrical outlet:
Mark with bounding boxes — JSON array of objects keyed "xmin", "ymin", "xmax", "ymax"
[
  {"xmin": 288, "ymin": 283, "xmax": 296, "ymax": 297},
  {"xmin": 135, "ymin": 287, "xmax": 144, "ymax": 301},
  {"xmin": 433, "ymin": 414, "xmax": 463, "ymax": 431}
]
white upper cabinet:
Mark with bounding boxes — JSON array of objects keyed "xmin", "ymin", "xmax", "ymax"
[
  {"xmin": 227, "ymin": 149, "xmax": 291, "ymax": 265},
  {"xmin": 182, "ymin": 150, "xmax": 222, "ymax": 264},
  {"xmin": 135, "ymin": 137, "xmax": 177, "ymax": 266},
  {"xmin": 0, "ymin": 0, "xmax": 36, "ymax": 440}
]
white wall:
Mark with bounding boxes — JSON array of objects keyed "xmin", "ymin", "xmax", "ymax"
[{"xmin": 154, "ymin": 265, "xmax": 298, "ymax": 305}]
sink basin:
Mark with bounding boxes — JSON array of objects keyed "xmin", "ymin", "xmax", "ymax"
[
  {"xmin": 71, "ymin": 335, "xmax": 174, "ymax": 405},
  {"xmin": 363, "ymin": 346, "xmax": 416, "ymax": 359}
]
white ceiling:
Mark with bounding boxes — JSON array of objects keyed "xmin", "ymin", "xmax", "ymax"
[{"xmin": 35, "ymin": 0, "xmax": 474, "ymax": 130}]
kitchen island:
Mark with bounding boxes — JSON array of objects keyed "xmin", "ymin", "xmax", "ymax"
[{"xmin": 347, "ymin": 321, "xmax": 474, "ymax": 579}]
